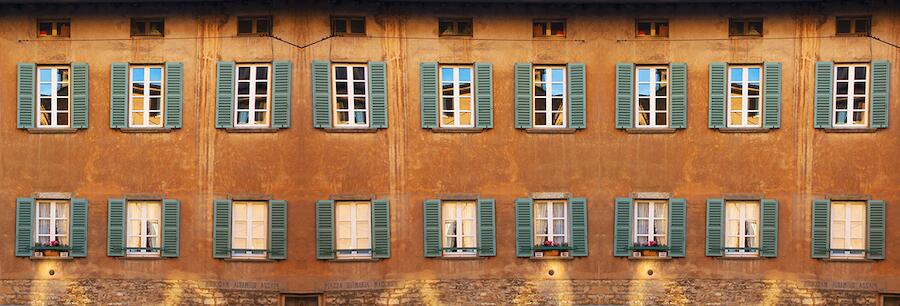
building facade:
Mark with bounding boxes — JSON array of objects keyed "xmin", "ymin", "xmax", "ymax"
[{"xmin": 0, "ymin": 0, "xmax": 898, "ymax": 305}]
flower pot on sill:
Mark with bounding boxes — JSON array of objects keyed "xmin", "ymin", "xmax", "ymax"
[
  {"xmin": 544, "ymin": 250, "xmax": 561, "ymax": 257},
  {"xmin": 43, "ymin": 250, "xmax": 60, "ymax": 257},
  {"xmin": 640, "ymin": 250, "xmax": 658, "ymax": 257}
]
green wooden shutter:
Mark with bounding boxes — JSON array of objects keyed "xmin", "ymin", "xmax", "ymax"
[
  {"xmin": 760, "ymin": 199, "xmax": 779, "ymax": 258},
  {"xmin": 71, "ymin": 63, "xmax": 89, "ymax": 129},
  {"xmin": 69, "ymin": 198, "xmax": 88, "ymax": 257},
  {"xmin": 15, "ymin": 198, "xmax": 34, "ymax": 257},
  {"xmin": 215, "ymin": 61, "xmax": 235, "ymax": 129},
  {"xmin": 567, "ymin": 63, "xmax": 586, "ymax": 129},
  {"xmin": 311, "ymin": 60, "xmax": 332, "ymax": 128},
  {"xmin": 811, "ymin": 199, "xmax": 830, "ymax": 259},
  {"xmin": 515, "ymin": 198, "xmax": 533, "ymax": 257},
  {"xmin": 763, "ymin": 62, "xmax": 782, "ymax": 129},
  {"xmin": 420, "ymin": 62, "xmax": 439, "ymax": 129},
  {"xmin": 271, "ymin": 60, "xmax": 292, "ymax": 129},
  {"xmin": 161, "ymin": 199, "xmax": 180, "ymax": 258},
  {"xmin": 474, "ymin": 62, "xmax": 494, "ymax": 129},
  {"xmin": 870, "ymin": 60, "xmax": 890, "ymax": 129},
  {"xmin": 615, "ymin": 63, "xmax": 634, "ymax": 129},
  {"xmin": 371, "ymin": 199, "xmax": 391, "ymax": 258},
  {"xmin": 705, "ymin": 198, "xmax": 724, "ymax": 257},
  {"xmin": 268, "ymin": 200, "xmax": 287, "ymax": 260},
  {"xmin": 17, "ymin": 63, "xmax": 36, "ymax": 129},
  {"xmin": 866, "ymin": 200, "xmax": 885, "ymax": 260},
  {"xmin": 368, "ymin": 62, "xmax": 388, "ymax": 129},
  {"xmin": 668, "ymin": 198, "xmax": 686, "ymax": 257},
  {"xmin": 569, "ymin": 197, "xmax": 588, "ymax": 257},
  {"xmin": 708, "ymin": 62, "xmax": 727, "ymax": 129},
  {"xmin": 613, "ymin": 197, "xmax": 633, "ymax": 257},
  {"xmin": 212, "ymin": 199, "xmax": 232, "ymax": 259},
  {"xmin": 422, "ymin": 199, "xmax": 441, "ymax": 257},
  {"xmin": 107, "ymin": 198, "xmax": 126, "ymax": 257},
  {"xmin": 315, "ymin": 200, "xmax": 335, "ymax": 260},
  {"xmin": 477, "ymin": 198, "xmax": 496, "ymax": 257},
  {"xmin": 669, "ymin": 63, "xmax": 688, "ymax": 129},
  {"xmin": 514, "ymin": 63, "xmax": 532, "ymax": 129},
  {"xmin": 110, "ymin": 62, "xmax": 129, "ymax": 128},
  {"xmin": 164, "ymin": 62, "xmax": 184, "ymax": 129},
  {"xmin": 814, "ymin": 62, "xmax": 834, "ymax": 129}
]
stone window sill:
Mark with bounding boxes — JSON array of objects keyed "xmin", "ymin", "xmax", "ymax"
[
  {"xmin": 118, "ymin": 255, "xmax": 165, "ymax": 260},
  {"xmin": 625, "ymin": 128, "xmax": 676, "ymax": 134},
  {"xmin": 822, "ymin": 258, "xmax": 874, "ymax": 262},
  {"xmin": 27, "ymin": 128, "xmax": 78, "ymax": 134},
  {"xmin": 30, "ymin": 256, "xmax": 74, "ymax": 260},
  {"xmin": 223, "ymin": 257, "xmax": 277, "ymax": 262},
  {"xmin": 120, "ymin": 128, "xmax": 173, "ymax": 133},
  {"xmin": 431, "ymin": 127, "xmax": 484, "ymax": 133},
  {"xmin": 224, "ymin": 128, "xmax": 279, "ymax": 133},
  {"xmin": 324, "ymin": 128, "xmax": 377, "ymax": 133},
  {"xmin": 525, "ymin": 128, "xmax": 577, "ymax": 134},
  {"xmin": 528, "ymin": 256, "xmax": 574, "ymax": 260},
  {"xmin": 627, "ymin": 256, "xmax": 672, "ymax": 260},
  {"xmin": 717, "ymin": 127, "xmax": 770, "ymax": 133},
  {"xmin": 718, "ymin": 255, "xmax": 765, "ymax": 260},
  {"xmin": 823, "ymin": 128, "xmax": 877, "ymax": 133},
  {"xmin": 328, "ymin": 258, "xmax": 382, "ymax": 262},
  {"xmin": 436, "ymin": 255, "xmax": 485, "ymax": 260}
]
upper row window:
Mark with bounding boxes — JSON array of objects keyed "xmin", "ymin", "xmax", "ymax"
[
  {"xmin": 238, "ymin": 16, "xmax": 272, "ymax": 36},
  {"xmin": 439, "ymin": 18, "xmax": 473, "ymax": 37},
  {"xmin": 131, "ymin": 18, "xmax": 164, "ymax": 37},
  {"xmin": 533, "ymin": 19, "xmax": 566, "ymax": 37},
  {"xmin": 836, "ymin": 16, "xmax": 870, "ymax": 36},
  {"xmin": 636, "ymin": 19, "xmax": 668, "ymax": 37},
  {"xmin": 332, "ymin": 16, "xmax": 365, "ymax": 36},
  {"xmin": 38, "ymin": 19, "xmax": 70, "ymax": 37},
  {"xmin": 729, "ymin": 18, "xmax": 763, "ymax": 37}
]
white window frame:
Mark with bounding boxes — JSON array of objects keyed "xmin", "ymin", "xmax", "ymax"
[
  {"xmin": 534, "ymin": 200, "xmax": 568, "ymax": 244},
  {"xmin": 727, "ymin": 65, "xmax": 763, "ymax": 128},
  {"xmin": 335, "ymin": 201, "xmax": 372, "ymax": 258},
  {"xmin": 36, "ymin": 66, "xmax": 71, "ymax": 128},
  {"xmin": 532, "ymin": 66, "xmax": 567, "ymax": 128},
  {"xmin": 724, "ymin": 201, "xmax": 760, "ymax": 256},
  {"xmin": 231, "ymin": 201, "xmax": 268, "ymax": 258},
  {"xmin": 439, "ymin": 65, "xmax": 475, "ymax": 128},
  {"xmin": 634, "ymin": 66, "xmax": 669, "ymax": 128},
  {"xmin": 35, "ymin": 200, "xmax": 69, "ymax": 246},
  {"xmin": 332, "ymin": 63, "xmax": 370, "ymax": 128},
  {"xmin": 233, "ymin": 63, "xmax": 271, "ymax": 128},
  {"xmin": 441, "ymin": 201, "xmax": 477, "ymax": 256},
  {"xmin": 129, "ymin": 65, "xmax": 165, "ymax": 128},
  {"xmin": 126, "ymin": 201, "xmax": 162, "ymax": 256},
  {"xmin": 830, "ymin": 201, "xmax": 867, "ymax": 259},
  {"xmin": 832, "ymin": 63, "xmax": 869, "ymax": 128},
  {"xmin": 633, "ymin": 199, "xmax": 667, "ymax": 245}
]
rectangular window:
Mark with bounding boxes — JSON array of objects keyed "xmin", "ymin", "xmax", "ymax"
[
  {"xmin": 439, "ymin": 65, "xmax": 474, "ymax": 127},
  {"xmin": 533, "ymin": 66, "xmax": 567, "ymax": 127},
  {"xmin": 725, "ymin": 201, "xmax": 759, "ymax": 256},
  {"xmin": 534, "ymin": 200, "xmax": 568, "ymax": 244},
  {"xmin": 130, "ymin": 18, "xmax": 164, "ymax": 37},
  {"xmin": 234, "ymin": 64, "xmax": 271, "ymax": 127},
  {"xmin": 634, "ymin": 200, "xmax": 667, "ymax": 245},
  {"xmin": 237, "ymin": 16, "xmax": 272, "ymax": 36},
  {"xmin": 126, "ymin": 201, "xmax": 161, "ymax": 256},
  {"xmin": 636, "ymin": 19, "xmax": 669, "ymax": 37},
  {"xmin": 439, "ymin": 18, "xmax": 473, "ymax": 37},
  {"xmin": 727, "ymin": 66, "xmax": 762, "ymax": 127},
  {"xmin": 37, "ymin": 66, "xmax": 71, "ymax": 128},
  {"xmin": 635, "ymin": 66, "xmax": 668, "ymax": 127},
  {"xmin": 231, "ymin": 201, "xmax": 268, "ymax": 258},
  {"xmin": 836, "ymin": 16, "xmax": 870, "ymax": 36},
  {"xmin": 532, "ymin": 19, "xmax": 565, "ymax": 37},
  {"xmin": 38, "ymin": 19, "xmax": 70, "ymax": 37},
  {"xmin": 130, "ymin": 66, "xmax": 164, "ymax": 128},
  {"xmin": 830, "ymin": 201, "xmax": 866, "ymax": 258},
  {"xmin": 332, "ymin": 64, "xmax": 369, "ymax": 128},
  {"xmin": 729, "ymin": 18, "xmax": 763, "ymax": 36},
  {"xmin": 332, "ymin": 16, "xmax": 366, "ymax": 36},
  {"xmin": 35, "ymin": 200, "xmax": 69, "ymax": 246},
  {"xmin": 441, "ymin": 201, "xmax": 477, "ymax": 256},
  {"xmin": 833, "ymin": 64, "xmax": 869, "ymax": 127},
  {"xmin": 335, "ymin": 201, "xmax": 372, "ymax": 258}
]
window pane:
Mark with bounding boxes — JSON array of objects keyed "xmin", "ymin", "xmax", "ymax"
[
  {"xmin": 256, "ymin": 19, "xmax": 270, "ymax": 35},
  {"xmin": 333, "ymin": 19, "xmax": 347, "ymax": 34},
  {"xmin": 836, "ymin": 19, "xmax": 851, "ymax": 34},
  {"xmin": 637, "ymin": 22, "xmax": 650, "ymax": 36},
  {"xmin": 353, "ymin": 67, "xmax": 366, "ymax": 80},
  {"xmin": 350, "ymin": 19, "xmax": 365, "ymax": 34},
  {"xmin": 238, "ymin": 19, "xmax": 253, "ymax": 34}
]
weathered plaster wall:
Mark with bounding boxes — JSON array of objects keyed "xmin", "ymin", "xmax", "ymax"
[{"xmin": 0, "ymin": 0, "xmax": 896, "ymax": 303}]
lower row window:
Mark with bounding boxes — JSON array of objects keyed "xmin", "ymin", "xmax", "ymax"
[
  {"xmin": 442, "ymin": 201, "xmax": 476, "ymax": 256},
  {"xmin": 830, "ymin": 201, "xmax": 866, "ymax": 258},
  {"xmin": 232, "ymin": 201, "xmax": 268, "ymax": 258},
  {"xmin": 336, "ymin": 201, "xmax": 372, "ymax": 258},
  {"xmin": 127, "ymin": 201, "xmax": 161, "ymax": 255}
]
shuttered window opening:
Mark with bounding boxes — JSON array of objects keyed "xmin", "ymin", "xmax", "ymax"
[
  {"xmin": 439, "ymin": 65, "xmax": 475, "ymax": 128},
  {"xmin": 333, "ymin": 64, "xmax": 370, "ymax": 128},
  {"xmin": 231, "ymin": 201, "xmax": 268, "ymax": 259},
  {"xmin": 534, "ymin": 200, "xmax": 568, "ymax": 247},
  {"xmin": 129, "ymin": 66, "xmax": 165, "ymax": 128},
  {"xmin": 37, "ymin": 66, "xmax": 71, "ymax": 128},
  {"xmin": 635, "ymin": 66, "xmax": 669, "ymax": 128},
  {"xmin": 335, "ymin": 201, "xmax": 373, "ymax": 259},
  {"xmin": 829, "ymin": 201, "xmax": 867, "ymax": 259},
  {"xmin": 441, "ymin": 201, "xmax": 477, "ymax": 256},
  {"xmin": 533, "ymin": 66, "xmax": 567, "ymax": 128},
  {"xmin": 424, "ymin": 198, "xmax": 496, "ymax": 258},
  {"xmin": 832, "ymin": 64, "xmax": 869, "ymax": 128},
  {"xmin": 20, "ymin": 198, "xmax": 88, "ymax": 258},
  {"xmin": 620, "ymin": 198, "xmax": 686, "ymax": 258},
  {"xmin": 726, "ymin": 66, "xmax": 763, "ymax": 127},
  {"xmin": 634, "ymin": 200, "xmax": 667, "ymax": 247},
  {"xmin": 35, "ymin": 200, "xmax": 70, "ymax": 251},
  {"xmin": 235, "ymin": 64, "xmax": 272, "ymax": 128},
  {"xmin": 515, "ymin": 197, "xmax": 587, "ymax": 258},
  {"xmin": 724, "ymin": 201, "xmax": 759, "ymax": 256},
  {"xmin": 126, "ymin": 201, "xmax": 162, "ymax": 256}
]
